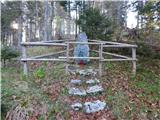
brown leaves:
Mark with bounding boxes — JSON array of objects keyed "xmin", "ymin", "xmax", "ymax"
[
  {"xmin": 43, "ymin": 83, "xmax": 62, "ymax": 101},
  {"xmin": 28, "ymin": 101, "xmax": 48, "ymax": 120},
  {"xmin": 69, "ymin": 109, "xmax": 115, "ymax": 120},
  {"xmin": 56, "ymin": 113, "xmax": 65, "ymax": 120}
]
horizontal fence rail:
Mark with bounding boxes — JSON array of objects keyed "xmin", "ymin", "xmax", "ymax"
[
  {"xmin": 59, "ymin": 56, "xmax": 100, "ymax": 59},
  {"xmin": 21, "ymin": 40, "xmax": 137, "ymax": 76},
  {"xmin": 89, "ymin": 39, "xmax": 137, "ymax": 46},
  {"xmin": 102, "ymin": 58, "xmax": 137, "ymax": 61},
  {"xmin": 65, "ymin": 42, "xmax": 102, "ymax": 45},
  {"xmin": 103, "ymin": 44, "xmax": 137, "ymax": 48},
  {"xmin": 21, "ymin": 58, "xmax": 66, "ymax": 62},
  {"xmin": 21, "ymin": 42, "xmax": 67, "ymax": 46}
]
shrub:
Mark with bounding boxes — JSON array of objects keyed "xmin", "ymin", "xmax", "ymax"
[
  {"xmin": 133, "ymin": 42, "xmax": 160, "ymax": 59},
  {"xmin": 34, "ymin": 67, "xmax": 45, "ymax": 79},
  {"xmin": 1, "ymin": 46, "xmax": 20, "ymax": 67},
  {"xmin": 136, "ymin": 42, "xmax": 154, "ymax": 58}
]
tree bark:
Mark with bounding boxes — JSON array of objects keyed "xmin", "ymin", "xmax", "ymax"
[
  {"xmin": 75, "ymin": 4, "xmax": 78, "ymax": 37},
  {"xmin": 18, "ymin": 16, "xmax": 22, "ymax": 48},
  {"xmin": 44, "ymin": 0, "xmax": 49, "ymax": 41}
]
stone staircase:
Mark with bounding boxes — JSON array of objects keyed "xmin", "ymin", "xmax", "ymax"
[{"xmin": 67, "ymin": 65, "xmax": 108, "ymax": 113}]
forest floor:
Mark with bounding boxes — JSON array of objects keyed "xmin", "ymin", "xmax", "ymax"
[{"xmin": 1, "ymin": 47, "xmax": 160, "ymax": 120}]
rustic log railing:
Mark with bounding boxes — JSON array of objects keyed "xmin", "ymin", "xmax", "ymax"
[{"xmin": 21, "ymin": 40, "xmax": 137, "ymax": 76}]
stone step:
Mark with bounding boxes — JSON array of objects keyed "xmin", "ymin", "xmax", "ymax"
[
  {"xmin": 69, "ymin": 87, "xmax": 86, "ymax": 96},
  {"xmin": 71, "ymin": 102, "xmax": 83, "ymax": 111},
  {"xmin": 70, "ymin": 79, "xmax": 82, "ymax": 85},
  {"xmin": 86, "ymin": 85, "xmax": 104, "ymax": 94},
  {"xmin": 78, "ymin": 69, "xmax": 97, "ymax": 76},
  {"xmin": 69, "ymin": 85, "xmax": 104, "ymax": 96},
  {"xmin": 70, "ymin": 79, "xmax": 100, "ymax": 85},
  {"xmin": 71, "ymin": 100, "xmax": 107, "ymax": 113},
  {"xmin": 86, "ymin": 79, "xmax": 100, "ymax": 85},
  {"xmin": 84, "ymin": 100, "xmax": 107, "ymax": 113},
  {"xmin": 68, "ymin": 68, "xmax": 98, "ymax": 76}
]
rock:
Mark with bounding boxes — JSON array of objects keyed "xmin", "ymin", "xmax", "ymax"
[
  {"xmin": 68, "ymin": 70, "xmax": 76, "ymax": 75},
  {"xmin": 69, "ymin": 87, "xmax": 86, "ymax": 96},
  {"xmin": 78, "ymin": 69, "xmax": 97, "ymax": 76},
  {"xmin": 84, "ymin": 100, "xmax": 106, "ymax": 113},
  {"xmin": 77, "ymin": 69, "xmax": 85, "ymax": 74},
  {"xmin": 74, "ymin": 32, "xmax": 89, "ymax": 64},
  {"xmin": 68, "ymin": 66, "xmax": 78, "ymax": 75},
  {"xmin": 70, "ymin": 79, "xmax": 82, "ymax": 85},
  {"xmin": 87, "ymin": 69, "xmax": 97, "ymax": 76},
  {"xmin": 86, "ymin": 79, "xmax": 100, "ymax": 84},
  {"xmin": 68, "ymin": 65, "xmax": 78, "ymax": 71},
  {"xmin": 86, "ymin": 85, "xmax": 103, "ymax": 94},
  {"xmin": 71, "ymin": 103, "xmax": 83, "ymax": 111}
]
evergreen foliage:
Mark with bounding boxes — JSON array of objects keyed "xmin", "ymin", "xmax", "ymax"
[
  {"xmin": 77, "ymin": 8, "xmax": 113, "ymax": 40},
  {"xmin": 1, "ymin": 1, "xmax": 22, "ymax": 31},
  {"xmin": 1, "ymin": 46, "xmax": 20, "ymax": 67}
]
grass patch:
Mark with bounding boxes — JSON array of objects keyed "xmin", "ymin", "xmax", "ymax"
[{"xmin": 1, "ymin": 61, "xmax": 69, "ymax": 119}]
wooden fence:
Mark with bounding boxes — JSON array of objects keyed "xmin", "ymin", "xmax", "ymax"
[{"xmin": 21, "ymin": 39, "xmax": 137, "ymax": 76}]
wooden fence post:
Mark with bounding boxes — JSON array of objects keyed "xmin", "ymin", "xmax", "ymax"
[
  {"xmin": 22, "ymin": 45, "xmax": 28, "ymax": 75},
  {"xmin": 99, "ymin": 43, "xmax": 103, "ymax": 77},
  {"xmin": 65, "ymin": 42, "xmax": 69, "ymax": 74},
  {"xmin": 132, "ymin": 47, "xmax": 136, "ymax": 75}
]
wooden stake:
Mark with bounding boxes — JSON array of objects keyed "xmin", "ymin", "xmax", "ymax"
[
  {"xmin": 99, "ymin": 43, "xmax": 103, "ymax": 77},
  {"xmin": 132, "ymin": 48, "xmax": 136, "ymax": 75},
  {"xmin": 65, "ymin": 42, "xmax": 69, "ymax": 74},
  {"xmin": 22, "ymin": 45, "xmax": 27, "ymax": 75}
]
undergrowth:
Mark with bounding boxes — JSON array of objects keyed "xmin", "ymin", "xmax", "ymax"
[{"xmin": 1, "ymin": 55, "xmax": 160, "ymax": 119}]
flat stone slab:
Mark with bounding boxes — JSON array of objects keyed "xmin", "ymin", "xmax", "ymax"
[
  {"xmin": 70, "ymin": 79, "xmax": 82, "ymax": 85},
  {"xmin": 71, "ymin": 103, "xmax": 83, "ymax": 111},
  {"xmin": 68, "ymin": 71, "xmax": 76, "ymax": 75},
  {"xmin": 86, "ymin": 79, "xmax": 100, "ymax": 84},
  {"xmin": 78, "ymin": 69, "xmax": 97, "ymax": 76},
  {"xmin": 84, "ymin": 100, "xmax": 106, "ymax": 113},
  {"xmin": 86, "ymin": 85, "xmax": 103, "ymax": 94},
  {"xmin": 69, "ymin": 87, "xmax": 86, "ymax": 96}
]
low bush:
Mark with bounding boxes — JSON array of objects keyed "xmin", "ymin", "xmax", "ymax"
[
  {"xmin": 136, "ymin": 42, "xmax": 160, "ymax": 59},
  {"xmin": 1, "ymin": 46, "xmax": 20, "ymax": 67},
  {"xmin": 103, "ymin": 41, "xmax": 160, "ymax": 60},
  {"xmin": 34, "ymin": 67, "xmax": 45, "ymax": 79}
]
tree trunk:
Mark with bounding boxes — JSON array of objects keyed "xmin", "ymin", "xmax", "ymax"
[
  {"xmin": 52, "ymin": 1, "xmax": 55, "ymax": 39},
  {"xmin": 67, "ymin": 0, "xmax": 71, "ymax": 38},
  {"xmin": 22, "ymin": 1, "xmax": 28, "ymax": 43},
  {"xmin": 75, "ymin": 4, "xmax": 78, "ymax": 37},
  {"xmin": 3, "ymin": 60, "xmax": 6, "ymax": 68},
  {"xmin": 18, "ymin": 16, "xmax": 22, "ymax": 48},
  {"xmin": 35, "ymin": 1, "xmax": 38, "ymax": 40},
  {"xmin": 50, "ymin": 1, "xmax": 54, "ymax": 40},
  {"xmin": 44, "ymin": 0, "xmax": 49, "ymax": 41},
  {"xmin": 12, "ymin": 31, "xmax": 15, "ymax": 46}
]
